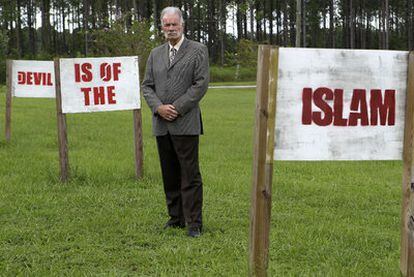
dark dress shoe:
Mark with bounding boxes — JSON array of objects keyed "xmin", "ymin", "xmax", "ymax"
[
  {"xmin": 163, "ymin": 221, "xmax": 185, "ymax": 229},
  {"xmin": 187, "ymin": 227, "xmax": 201, "ymax": 238}
]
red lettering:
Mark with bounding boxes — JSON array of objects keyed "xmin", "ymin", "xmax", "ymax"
[
  {"xmin": 81, "ymin": 87, "xmax": 91, "ymax": 106},
  {"xmin": 370, "ymin": 89, "xmax": 395, "ymax": 126},
  {"xmin": 16, "ymin": 71, "xmax": 53, "ymax": 86},
  {"xmin": 82, "ymin": 63, "xmax": 93, "ymax": 82},
  {"xmin": 75, "ymin": 63, "xmax": 93, "ymax": 82},
  {"xmin": 333, "ymin": 89, "xmax": 348, "ymax": 126},
  {"xmin": 349, "ymin": 89, "xmax": 368, "ymax": 126},
  {"xmin": 302, "ymin": 88, "xmax": 312, "ymax": 125},
  {"xmin": 17, "ymin": 71, "xmax": 25, "ymax": 84},
  {"xmin": 26, "ymin": 72, "xmax": 33, "ymax": 85},
  {"xmin": 312, "ymin": 87, "xmax": 333, "ymax": 126},
  {"xmin": 107, "ymin": 86, "xmax": 116, "ymax": 104},
  {"xmin": 47, "ymin": 73, "xmax": 53, "ymax": 86},
  {"xmin": 100, "ymin": 63, "xmax": 111, "ymax": 81},
  {"xmin": 100, "ymin": 63, "xmax": 122, "ymax": 81},
  {"xmin": 81, "ymin": 86, "xmax": 118, "ymax": 106},
  {"xmin": 33, "ymin": 72, "xmax": 41, "ymax": 85},
  {"xmin": 93, "ymin": 86, "xmax": 106, "ymax": 105},
  {"xmin": 301, "ymin": 87, "xmax": 396, "ymax": 127},
  {"xmin": 75, "ymin": 64, "xmax": 81, "ymax": 82},
  {"xmin": 113, "ymin": 63, "xmax": 121, "ymax": 81}
]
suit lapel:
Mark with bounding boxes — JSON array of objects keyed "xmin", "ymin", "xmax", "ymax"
[
  {"xmin": 162, "ymin": 43, "xmax": 169, "ymax": 70},
  {"xmin": 168, "ymin": 38, "xmax": 189, "ymax": 70}
]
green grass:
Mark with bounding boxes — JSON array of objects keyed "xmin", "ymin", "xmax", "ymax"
[
  {"xmin": 0, "ymin": 85, "xmax": 402, "ymax": 275},
  {"xmin": 209, "ymin": 81, "xmax": 256, "ymax": 86}
]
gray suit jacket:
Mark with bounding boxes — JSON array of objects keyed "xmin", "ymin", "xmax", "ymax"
[{"xmin": 142, "ymin": 38, "xmax": 209, "ymax": 136}]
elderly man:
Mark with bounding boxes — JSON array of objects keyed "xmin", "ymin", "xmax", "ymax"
[{"xmin": 142, "ymin": 7, "xmax": 209, "ymax": 238}]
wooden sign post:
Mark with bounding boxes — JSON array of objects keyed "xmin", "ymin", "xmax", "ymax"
[
  {"xmin": 401, "ymin": 51, "xmax": 414, "ymax": 276},
  {"xmin": 249, "ymin": 45, "xmax": 279, "ymax": 276},
  {"xmin": 133, "ymin": 109, "xmax": 143, "ymax": 179},
  {"xmin": 5, "ymin": 60, "xmax": 12, "ymax": 142},
  {"xmin": 54, "ymin": 59, "xmax": 69, "ymax": 182},
  {"xmin": 55, "ymin": 56, "xmax": 143, "ymax": 182}
]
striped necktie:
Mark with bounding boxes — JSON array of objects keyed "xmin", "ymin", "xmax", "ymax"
[{"xmin": 170, "ymin": 48, "xmax": 177, "ymax": 65}]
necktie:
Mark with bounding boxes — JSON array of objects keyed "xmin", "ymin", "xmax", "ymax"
[{"xmin": 170, "ymin": 48, "xmax": 177, "ymax": 65}]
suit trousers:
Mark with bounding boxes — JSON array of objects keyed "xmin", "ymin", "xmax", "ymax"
[{"xmin": 156, "ymin": 134, "xmax": 203, "ymax": 229}]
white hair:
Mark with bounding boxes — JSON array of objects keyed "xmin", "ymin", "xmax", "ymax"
[{"xmin": 160, "ymin": 7, "xmax": 184, "ymax": 26}]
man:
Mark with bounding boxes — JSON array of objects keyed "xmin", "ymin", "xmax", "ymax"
[{"xmin": 141, "ymin": 7, "xmax": 209, "ymax": 238}]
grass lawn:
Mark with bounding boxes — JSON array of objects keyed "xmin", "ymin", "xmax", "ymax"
[
  {"xmin": 209, "ymin": 81, "xmax": 256, "ymax": 87},
  {"xmin": 0, "ymin": 85, "xmax": 402, "ymax": 275}
]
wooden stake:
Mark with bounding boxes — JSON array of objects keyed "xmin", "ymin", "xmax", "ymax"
[
  {"xmin": 402, "ymin": 51, "xmax": 414, "ymax": 276},
  {"xmin": 133, "ymin": 109, "xmax": 143, "ymax": 179},
  {"xmin": 5, "ymin": 60, "xmax": 12, "ymax": 142},
  {"xmin": 249, "ymin": 45, "xmax": 279, "ymax": 277},
  {"xmin": 54, "ymin": 58, "xmax": 69, "ymax": 182}
]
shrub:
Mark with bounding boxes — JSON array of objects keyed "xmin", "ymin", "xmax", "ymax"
[
  {"xmin": 89, "ymin": 18, "xmax": 160, "ymax": 81},
  {"xmin": 210, "ymin": 65, "xmax": 256, "ymax": 82}
]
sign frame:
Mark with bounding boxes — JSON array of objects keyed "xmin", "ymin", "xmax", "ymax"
[
  {"xmin": 249, "ymin": 46, "xmax": 414, "ymax": 276},
  {"xmin": 4, "ymin": 59, "xmax": 56, "ymax": 142},
  {"xmin": 54, "ymin": 57, "xmax": 143, "ymax": 182}
]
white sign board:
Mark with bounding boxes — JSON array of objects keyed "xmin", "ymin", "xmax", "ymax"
[
  {"xmin": 11, "ymin": 60, "xmax": 55, "ymax": 98},
  {"xmin": 59, "ymin": 56, "xmax": 140, "ymax": 113},
  {"xmin": 275, "ymin": 48, "xmax": 409, "ymax": 160}
]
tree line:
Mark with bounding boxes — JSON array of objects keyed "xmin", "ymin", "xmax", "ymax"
[{"xmin": 0, "ymin": 0, "xmax": 413, "ymax": 83}]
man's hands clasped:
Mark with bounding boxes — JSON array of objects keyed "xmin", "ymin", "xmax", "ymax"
[{"xmin": 157, "ymin": 104, "xmax": 179, "ymax": 121}]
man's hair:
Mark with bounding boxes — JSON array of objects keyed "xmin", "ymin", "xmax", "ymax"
[{"xmin": 160, "ymin": 7, "xmax": 184, "ymax": 26}]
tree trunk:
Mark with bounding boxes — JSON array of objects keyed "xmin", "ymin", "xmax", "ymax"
[
  {"xmin": 197, "ymin": 1, "xmax": 201, "ymax": 41},
  {"xmin": 220, "ymin": 0, "xmax": 226, "ymax": 65},
  {"xmin": 243, "ymin": 2, "xmax": 248, "ymax": 39},
  {"xmin": 15, "ymin": 0, "xmax": 22, "ymax": 57},
  {"xmin": 27, "ymin": 0, "xmax": 36, "ymax": 57},
  {"xmin": 384, "ymin": 0, "xmax": 389, "ymax": 49},
  {"xmin": 296, "ymin": 0, "xmax": 301, "ymax": 47},
  {"xmin": 290, "ymin": 1, "xmax": 296, "ymax": 46},
  {"xmin": 52, "ymin": 1, "xmax": 57, "ymax": 54},
  {"xmin": 83, "ymin": 0, "xmax": 89, "ymax": 55},
  {"xmin": 154, "ymin": 0, "xmax": 161, "ymax": 35},
  {"xmin": 250, "ymin": 2, "xmax": 254, "ymax": 40},
  {"xmin": 256, "ymin": 1, "xmax": 262, "ymax": 41},
  {"xmin": 276, "ymin": 6, "xmax": 281, "ymax": 45},
  {"xmin": 329, "ymin": 0, "xmax": 335, "ymax": 48},
  {"xmin": 359, "ymin": 0, "xmax": 364, "ymax": 49},
  {"xmin": 350, "ymin": 0, "xmax": 355, "ymax": 48},
  {"xmin": 133, "ymin": 0, "xmax": 139, "ymax": 20},
  {"xmin": 283, "ymin": 0, "xmax": 288, "ymax": 46},
  {"xmin": 302, "ymin": 0, "xmax": 306, "ymax": 47},
  {"xmin": 237, "ymin": 0, "xmax": 243, "ymax": 40},
  {"xmin": 41, "ymin": 0, "xmax": 51, "ymax": 54},
  {"xmin": 409, "ymin": 0, "xmax": 413, "ymax": 50},
  {"xmin": 366, "ymin": 10, "xmax": 371, "ymax": 48},
  {"xmin": 62, "ymin": 3, "xmax": 67, "ymax": 54},
  {"xmin": 268, "ymin": 0, "xmax": 274, "ymax": 44}
]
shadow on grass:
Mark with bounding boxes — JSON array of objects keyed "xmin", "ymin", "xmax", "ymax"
[{"xmin": 45, "ymin": 164, "xmax": 157, "ymax": 188}]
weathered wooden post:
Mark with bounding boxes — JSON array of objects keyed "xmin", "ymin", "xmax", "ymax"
[
  {"xmin": 133, "ymin": 109, "xmax": 143, "ymax": 179},
  {"xmin": 249, "ymin": 45, "xmax": 279, "ymax": 277},
  {"xmin": 401, "ymin": 51, "xmax": 414, "ymax": 276},
  {"xmin": 54, "ymin": 58, "xmax": 70, "ymax": 182},
  {"xmin": 5, "ymin": 60, "xmax": 12, "ymax": 142}
]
